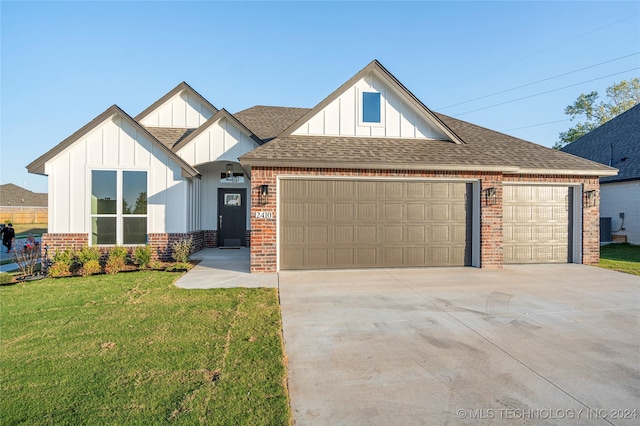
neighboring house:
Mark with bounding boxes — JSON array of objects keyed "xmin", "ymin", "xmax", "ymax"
[
  {"xmin": 561, "ymin": 104, "xmax": 640, "ymax": 244},
  {"xmin": 28, "ymin": 60, "xmax": 616, "ymax": 271},
  {"xmin": 0, "ymin": 183, "xmax": 48, "ymax": 225}
]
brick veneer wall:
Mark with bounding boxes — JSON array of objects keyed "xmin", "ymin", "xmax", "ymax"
[
  {"xmin": 41, "ymin": 233, "xmax": 88, "ymax": 256},
  {"xmin": 250, "ymin": 167, "xmax": 601, "ymax": 272}
]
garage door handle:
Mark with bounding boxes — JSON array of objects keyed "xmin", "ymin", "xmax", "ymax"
[{"xmin": 219, "ymin": 215, "xmax": 223, "ymax": 229}]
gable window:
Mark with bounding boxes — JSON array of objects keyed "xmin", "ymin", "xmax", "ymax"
[
  {"xmin": 91, "ymin": 170, "xmax": 147, "ymax": 245},
  {"xmin": 362, "ymin": 91, "xmax": 381, "ymax": 123}
]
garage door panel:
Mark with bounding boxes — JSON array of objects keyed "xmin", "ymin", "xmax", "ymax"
[
  {"xmin": 334, "ymin": 226, "xmax": 355, "ymax": 243},
  {"xmin": 280, "ymin": 179, "xmax": 472, "ymax": 269},
  {"xmin": 504, "ymin": 185, "xmax": 571, "ymax": 264}
]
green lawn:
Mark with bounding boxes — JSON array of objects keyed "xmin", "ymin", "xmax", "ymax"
[
  {"xmin": 599, "ymin": 243, "xmax": 640, "ymax": 276},
  {"xmin": 1, "ymin": 272, "xmax": 291, "ymax": 425}
]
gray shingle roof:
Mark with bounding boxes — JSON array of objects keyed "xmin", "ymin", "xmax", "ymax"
[
  {"xmin": 234, "ymin": 106, "xmax": 310, "ymax": 141},
  {"xmin": 0, "ymin": 183, "xmax": 47, "ymax": 207},
  {"xmin": 144, "ymin": 127, "xmax": 196, "ymax": 149},
  {"xmin": 560, "ymin": 104, "xmax": 640, "ymax": 182},
  {"xmin": 239, "ymin": 108, "xmax": 616, "ymax": 176}
]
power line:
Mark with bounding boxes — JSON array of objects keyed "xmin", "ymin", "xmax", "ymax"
[
  {"xmin": 502, "ymin": 119, "xmax": 572, "ymax": 132},
  {"xmin": 455, "ymin": 68, "xmax": 640, "ymax": 116},
  {"xmin": 437, "ymin": 52, "xmax": 640, "ymax": 110},
  {"xmin": 426, "ymin": 12, "xmax": 640, "ymax": 95}
]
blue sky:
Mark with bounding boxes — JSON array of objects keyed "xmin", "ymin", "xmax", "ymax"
[{"xmin": 2, "ymin": 1, "xmax": 639, "ymax": 194}]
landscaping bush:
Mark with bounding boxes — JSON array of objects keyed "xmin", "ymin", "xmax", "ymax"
[
  {"xmin": 171, "ymin": 237, "xmax": 192, "ymax": 263},
  {"xmin": 77, "ymin": 246, "xmax": 101, "ymax": 265},
  {"xmin": 48, "ymin": 249, "xmax": 74, "ymax": 277},
  {"xmin": 48, "ymin": 261, "xmax": 72, "ymax": 278},
  {"xmin": 79, "ymin": 259, "xmax": 102, "ymax": 277},
  {"xmin": 105, "ymin": 246, "xmax": 128, "ymax": 275},
  {"xmin": 0, "ymin": 273, "xmax": 14, "ymax": 285},
  {"xmin": 133, "ymin": 245, "xmax": 153, "ymax": 269}
]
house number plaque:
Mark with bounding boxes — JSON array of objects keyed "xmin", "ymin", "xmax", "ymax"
[{"xmin": 255, "ymin": 211, "xmax": 273, "ymax": 219}]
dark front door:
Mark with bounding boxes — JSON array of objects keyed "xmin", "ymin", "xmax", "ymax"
[{"xmin": 218, "ymin": 189, "xmax": 246, "ymax": 247}]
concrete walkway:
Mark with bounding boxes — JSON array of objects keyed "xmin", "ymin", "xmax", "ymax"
[{"xmin": 174, "ymin": 247, "xmax": 277, "ymax": 289}]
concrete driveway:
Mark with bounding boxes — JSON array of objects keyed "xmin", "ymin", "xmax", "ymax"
[{"xmin": 279, "ymin": 264, "xmax": 640, "ymax": 425}]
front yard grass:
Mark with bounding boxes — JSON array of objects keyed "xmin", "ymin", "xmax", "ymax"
[
  {"xmin": 599, "ymin": 243, "xmax": 640, "ymax": 276},
  {"xmin": 1, "ymin": 271, "xmax": 290, "ymax": 425}
]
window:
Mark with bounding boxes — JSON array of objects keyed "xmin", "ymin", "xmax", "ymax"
[
  {"xmin": 362, "ymin": 91, "xmax": 381, "ymax": 123},
  {"xmin": 91, "ymin": 170, "xmax": 147, "ymax": 245}
]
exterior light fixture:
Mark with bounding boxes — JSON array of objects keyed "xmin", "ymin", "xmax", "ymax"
[
  {"xmin": 260, "ymin": 185, "xmax": 269, "ymax": 205},
  {"xmin": 226, "ymin": 163, "xmax": 233, "ymax": 179},
  {"xmin": 583, "ymin": 190, "xmax": 597, "ymax": 208},
  {"xmin": 483, "ymin": 187, "xmax": 497, "ymax": 206}
]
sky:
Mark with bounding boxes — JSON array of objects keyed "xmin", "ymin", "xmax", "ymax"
[{"xmin": 2, "ymin": 1, "xmax": 639, "ymax": 194}]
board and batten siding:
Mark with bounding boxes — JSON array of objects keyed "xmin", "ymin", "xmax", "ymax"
[
  {"xmin": 176, "ymin": 118, "xmax": 258, "ymax": 166},
  {"xmin": 45, "ymin": 116, "xmax": 189, "ymax": 235},
  {"xmin": 292, "ymin": 72, "xmax": 448, "ymax": 139},
  {"xmin": 138, "ymin": 91, "xmax": 215, "ymax": 128},
  {"xmin": 601, "ymin": 181, "xmax": 640, "ymax": 245}
]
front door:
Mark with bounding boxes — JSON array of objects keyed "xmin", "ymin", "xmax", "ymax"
[{"xmin": 218, "ymin": 189, "xmax": 246, "ymax": 247}]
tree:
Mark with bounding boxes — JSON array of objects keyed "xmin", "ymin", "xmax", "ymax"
[{"xmin": 554, "ymin": 77, "xmax": 640, "ymax": 149}]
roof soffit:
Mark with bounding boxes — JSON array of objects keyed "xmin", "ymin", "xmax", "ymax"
[{"xmin": 278, "ymin": 60, "xmax": 465, "ymax": 144}]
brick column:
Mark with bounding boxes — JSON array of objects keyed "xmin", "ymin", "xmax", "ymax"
[
  {"xmin": 480, "ymin": 175, "xmax": 503, "ymax": 268},
  {"xmin": 582, "ymin": 178, "xmax": 600, "ymax": 265},
  {"xmin": 249, "ymin": 168, "xmax": 277, "ymax": 272}
]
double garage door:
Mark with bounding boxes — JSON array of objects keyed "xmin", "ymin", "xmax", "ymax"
[{"xmin": 279, "ymin": 179, "xmax": 472, "ymax": 269}]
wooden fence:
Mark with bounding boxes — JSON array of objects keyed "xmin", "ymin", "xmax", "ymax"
[{"xmin": 0, "ymin": 207, "xmax": 48, "ymax": 224}]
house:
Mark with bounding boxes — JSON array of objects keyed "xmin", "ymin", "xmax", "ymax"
[
  {"xmin": 561, "ymin": 104, "xmax": 640, "ymax": 244},
  {"xmin": 0, "ymin": 183, "xmax": 48, "ymax": 225},
  {"xmin": 27, "ymin": 60, "xmax": 616, "ymax": 271}
]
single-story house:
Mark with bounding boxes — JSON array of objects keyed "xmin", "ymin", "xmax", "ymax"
[
  {"xmin": 0, "ymin": 183, "xmax": 48, "ymax": 225},
  {"xmin": 27, "ymin": 60, "xmax": 616, "ymax": 272},
  {"xmin": 561, "ymin": 104, "xmax": 639, "ymax": 244}
]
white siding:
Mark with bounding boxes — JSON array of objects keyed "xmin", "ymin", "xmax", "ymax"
[
  {"xmin": 197, "ymin": 162, "xmax": 252, "ymax": 231},
  {"xmin": 292, "ymin": 72, "xmax": 448, "ymax": 140},
  {"xmin": 176, "ymin": 118, "xmax": 258, "ymax": 166},
  {"xmin": 601, "ymin": 181, "xmax": 640, "ymax": 245},
  {"xmin": 46, "ymin": 116, "xmax": 190, "ymax": 235},
  {"xmin": 138, "ymin": 91, "xmax": 215, "ymax": 128}
]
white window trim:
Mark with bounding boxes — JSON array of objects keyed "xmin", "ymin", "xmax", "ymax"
[
  {"xmin": 88, "ymin": 168, "xmax": 149, "ymax": 246},
  {"xmin": 358, "ymin": 89, "xmax": 385, "ymax": 128}
]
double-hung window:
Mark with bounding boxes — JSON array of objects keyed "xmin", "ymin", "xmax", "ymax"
[{"xmin": 91, "ymin": 170, "xmax": 147, "ymax": 245}]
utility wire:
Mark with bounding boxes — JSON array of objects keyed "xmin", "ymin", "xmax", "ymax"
[
  {"xmin": 502, "ymin": 119, "xmax": 572, "ymax": 132},
  {"xmin": 455, "ymin": 68, "xmax": 640, "ymax": 116},
  {"xmin": 426, "ymin": 12, "xmax": 640, "ymax": 95},
  {"xmin": 437, "ymin": 52, "xmax": 640, "ymax": 110}
]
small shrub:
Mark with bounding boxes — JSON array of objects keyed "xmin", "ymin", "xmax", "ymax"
[
  {"xmin": 52, "ymin": 249, "xmax": 74, "ymax": 264},
  {"xmin": 103, "ymin": 246, "xmax": 129, "ymax": 274},
  {"xmin": 48, "ymin": 261, "xmax": 72, "ymax": 278},
  {"xmin": 77, "ymin": 246, "xmax": 101, "ymax": 264},
  {"xmin": 171, "ymin": 237, "xmax": 192, "ymax": 263},
  {"xmin": 0, "ymin": 273, "xmax": 14, "ymax": 285},
  {"xmin": 148, "ymin": 260, "xmax": 164, "ymax": 270},
  {"xmin": 79, "ymin": 259, "xmax": 102, "ymax": 277},
  {"xmin": 133, "ymin": 245, "xmax": 153, "ymax": 269}
]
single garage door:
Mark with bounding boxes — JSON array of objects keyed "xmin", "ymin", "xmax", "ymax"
[
  {"xmin": 280, "ymin": 179, "xmax": 472, "ymax": 269},
  {"xmin": 503, "ymin": 185, "xmax": 572, "ymax": 263}
]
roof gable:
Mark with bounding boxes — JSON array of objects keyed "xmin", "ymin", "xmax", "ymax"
[
  {"xmin": 280, "ymin": 60, "xmax": 464, "ymax": 144},
  {"xmin": 135, "ymin": 82, "xmax": 218, "ymax": 129},
  {"xmin": 173, "ymin": 109, "xmax": 263, "ymax": 167},
  {"xmin": 27, "ymin": 105, "xmax": 200, "ymax": 178},
  {"xmin": 561, "ymin": 104, "xmax": 640, "ymax": 182}
]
